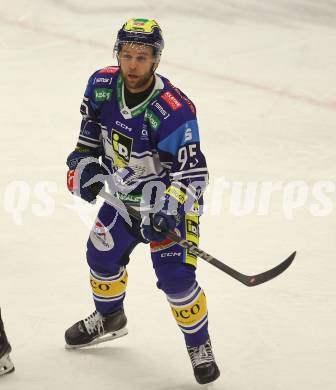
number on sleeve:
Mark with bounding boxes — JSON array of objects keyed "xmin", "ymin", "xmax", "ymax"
[{"xmin": 178, "ymin": 144, "xmax": 198, "ymax": 170}]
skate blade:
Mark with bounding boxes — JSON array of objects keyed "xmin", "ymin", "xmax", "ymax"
[
  {"xmin": 65, "ymin": 327, "xmax": 128, "ymax": 349},
  {"xmin": 0, "ymin": 355, "xmax": 15, "ymax": 376}
]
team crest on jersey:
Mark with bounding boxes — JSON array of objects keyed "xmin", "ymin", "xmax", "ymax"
[{"xmin": 111, "ymin": 129, "xmax": 133, "ymax": 168}]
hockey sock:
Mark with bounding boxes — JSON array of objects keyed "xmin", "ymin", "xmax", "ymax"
[
  {"xmin": 90, "ymin": 267, "xmax": 128, "ymax": 314},
  {"xmin": 167, "ymin": 282, "xmax": 209, "ymax": 347}
]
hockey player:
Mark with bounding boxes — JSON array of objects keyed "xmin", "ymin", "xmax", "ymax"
[
  {"xmin": 65, "ymin": 18, "xmax": 220, "ymax": 384},
  {"xmin": 0, "ymin": 309, "xmax": 14, "ymax": 376}
]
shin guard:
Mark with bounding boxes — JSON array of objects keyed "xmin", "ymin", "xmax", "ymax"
[
  {"xmin": 167, "ymin": 282, "xmax": 209, "ymax": 347},
  {"xmin": 90, "ymin": 267, "xmax": 128, "ymax": 314}
]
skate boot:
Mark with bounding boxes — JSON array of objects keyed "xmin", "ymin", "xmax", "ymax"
[
  {"xmin": 187, "ymin": 339, "xmax": 220, "ymax": 384},
  {"xmin": 0, "ymin": 310, "xmax": 14, "ymax": 376},
  {"xmin": 65, "ymin": 308, "xmax": 128, "ymax": 349}
]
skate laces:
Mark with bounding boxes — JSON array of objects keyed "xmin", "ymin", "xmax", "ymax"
[
  {"xmin": 83, "ymin": 311, "xmax": 104, "ymax": 335},
  {"xmin": 188, "ymin": 341, "xmax": 214, "ymax": 367}
]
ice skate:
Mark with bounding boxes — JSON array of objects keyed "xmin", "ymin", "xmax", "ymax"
[
  {"xmin": 0, "ymin": 354, "xmax": 14, "ymax": 376},
  {"xmin": 187, "ymin": 339, "xmax": 220, "ymax": 384},
  {"xmin": 65, "ymin": 308, "xmax": 128, "ymax": 349},
  {"xmin": 0, "ymin": 311, "xmax": 14, "ymax": 376}
]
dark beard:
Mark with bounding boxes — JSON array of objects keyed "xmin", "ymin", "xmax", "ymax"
[{"xmin": 122, "ymin": 71, "xmax": 153, "ymax": 91}]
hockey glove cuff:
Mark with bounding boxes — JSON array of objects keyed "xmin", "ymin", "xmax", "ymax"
[{"xmin": 66, "ymin": 148, "xmax": 104, "ymax": 204}]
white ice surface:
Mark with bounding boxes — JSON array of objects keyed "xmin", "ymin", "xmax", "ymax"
[{"xmin": 0, "ymin": 1, "xmax": 336, "ymax": 389}]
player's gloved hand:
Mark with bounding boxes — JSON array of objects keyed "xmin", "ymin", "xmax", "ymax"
[
  {"xmin": 140, "ymin": 185, "xmax": 186, "ymax": 242},
  {"xmin": 140, "ymin": 211, "xmax": 178, "ymax": 242},
  {"xmin": 66, "ymin": 148, "xmax": 104, "ymax": 204}
]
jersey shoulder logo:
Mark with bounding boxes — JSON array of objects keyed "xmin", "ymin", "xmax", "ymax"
[
  {"xmin": 150, "ymin": 100, "xmax": 170, "ymax": 120},
  {"xmin": 167, "ymin": 82, "xmax": 196, "ymax": 116},
  {"xmin": 93, "ymin": 76, "xmax": 112, "ymax": 85},
  {"xmin": 160, "ymin": 91, "xmax": 182, "ymax": 111}
]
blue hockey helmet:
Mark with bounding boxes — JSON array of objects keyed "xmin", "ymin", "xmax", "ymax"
[{"xmin": 114, "ymin": 18, "xmax": 164, "ymax": 60}]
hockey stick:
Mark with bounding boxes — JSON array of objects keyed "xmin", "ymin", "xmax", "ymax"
[{"xmin": 99, "ymin": 190, "xmax": 296, "ymax": 287}]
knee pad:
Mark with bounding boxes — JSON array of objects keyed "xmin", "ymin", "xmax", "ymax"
[{"xmin": 155, "ymin": 263, "xmax": 196, "ymax": 295}]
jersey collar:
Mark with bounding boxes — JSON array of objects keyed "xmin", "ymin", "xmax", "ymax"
[{"xmin": 117, "ymin": 73, "xmax": 164, "ymax": 119}]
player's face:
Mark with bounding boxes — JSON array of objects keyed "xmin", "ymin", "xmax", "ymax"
[{"xmin": 118, "ymin": 43, "xmax": 158, "ymax": 92}]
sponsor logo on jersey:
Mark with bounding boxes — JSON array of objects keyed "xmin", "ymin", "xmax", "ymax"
[
  {"xmin": 100, "ymin": 66, "xmax": 119, "ymax": 74},
  {"xmin": 94, "ymin": 77, "xmax": 112, "ymax": 85},
  {"xmin": 146, "ymin": 109, "xmax": 161, "ymax": 130},
  {"xmin": 184, "ymin": 128, "xmax": 193, "ymax": 142},
  {"xmin": 140, "ymin": 124, "xmax": 149, "ymax": 140},
  {"xmin": 168, "ymin": 82, "xmax": 196, "ymax": 115},
  {"xmin": 116, "ymin": 192, "xmax": 142, "ymax": 203},
  {"xmin": 94, "ymin": 88, "xmax": 112, "ymax": 102},
  {"xmin": 115, "ymin": 120, "xmax": 132, "ymax": 132},
  {"xmin": 151, "ymin": 100, "xmax": 170, "ymax": 119},
  {"xmin": 181, "ymin": 95, "xmax": 196, "ymax": 115},
  {"xmin": 160, "ymin": 91, "xmax": 182, "ymax": 111},
  {"xmin": 111, "ymin": 129, "xmax": 133, "ymax": 168}
]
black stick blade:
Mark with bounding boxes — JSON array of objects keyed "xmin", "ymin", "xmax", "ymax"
[{"xmin": 240, "ymin": 251, "xmax": 296, "ymax": 287}]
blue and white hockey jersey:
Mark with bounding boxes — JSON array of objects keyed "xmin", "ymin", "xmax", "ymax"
[{"xmin": 76, "ymin": 66, "xmax": 209, "ymax": 208}]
